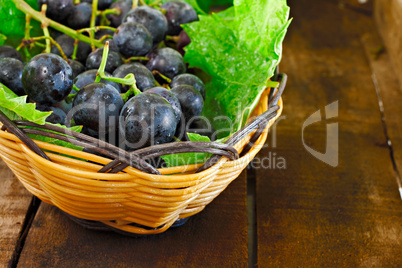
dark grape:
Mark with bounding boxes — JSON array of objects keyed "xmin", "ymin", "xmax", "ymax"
[
  {"xmin": 171, "ymin": 85, "xmax": 203, "ymax": 122},
  {"xmin": 72, "ymin": 83, "xmax": 124, "ymax": 138},
  {"xmin": 0, "ymin": 58, "xmax": 25, "ymax": 96},
  {"xmin": 146, "ymin": 47, "xmax": 186, "ymax": 79},
  {"xmin": 0, "ymin": 45, "xmax": 23, "ymax": 62},
  {"xmin": 82, "ymin": 0, "xmax": 113, "ymax": 10},
  {"xmin": 51, "ymin": 35, "xmax": 92, "ymax": 64},
  {"xmin": 85, "ymin": 47, "xmax": 123, "ymax": 73},
  {"xmin": 36, "ymin": 105, "xmax": 67, "ymax": 125},
  {"xmin": 66, "ymin": 2, "xmax": 93, "ymax": 30},
  {"xmin": 95, "ymin": 29, "xmax": 115, "ymax": 39},
  {"xmin": 106, "ymin": 0, "xmax": 132, "ymax": 27},
  {"xmin": 74, "ymin": 70, "xmax": 120, "ymax": 92},
  {"xmin": 119, "ymin": 92, "xmax": 177, "ymax": 150},
  {"xmin": 38, "ymin": 0, "xmax": 74, "ymax": 22},
  {"xmin": 68, "ymin": 59, "xmax": 85, "ymax": 79},
  {"xmin": 177, "ymin": 30, "xmax": 191, "ymax": 56},
  {"xmin": 53, "ymin": 100, "xmax": 73, "ymax": 116},
  {"xmin": 113, "ymin": 21, "xmax": 153, "ymax": 57},
  {"xmin": 171, "ymin": 73, "xmax": 205, "ymax": 100},
  {"xmin": 162, "ymin": 1, "xmax": 198, "ymax": 36},
  {"xmin": 123, "ymin": 6, "xmax": 168, "ymax": 45},
  {"xmin": 103, "ymin": 39, "xmax": 119, "ymax": 52},
  {"xmin": 145, "ymin": 87, "xmax": 182, "ymax": 124},
  {"xmin": 22, "ymin": 53, "xmax": 73, "ymax": 104},
  {"xmin": 112, "ymin": 62, "xmax": 155, "ymax": 93}
]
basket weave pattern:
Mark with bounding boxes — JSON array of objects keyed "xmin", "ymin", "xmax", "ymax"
[{"xmin": 0, "ymin": 90, "xmax": 283, "ymax": 235}]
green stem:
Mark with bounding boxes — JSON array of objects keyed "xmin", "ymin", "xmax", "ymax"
[
  {"xmin": 132, "ymin": 0, "xmax": 138, "ymax": 9},
  {"xmin": 42, "ymin": 26, "xmax": 51, "ymax": 53},
  {"xmin": 65, "ymin": 85, "xmax": 81, "ymax": 103},
  {"xmin": 95, "ymin": 42, "xmax": 141, "ymax": 102},
  {"xmin": 11, "ymin": 0, "xmax": 104, "ymax": 48},
  {"xmin": 101, "ymin": 8, "xmax": 121, "ymax": 16},
  {"xmin": 95, "ymin": 41, "xmax": 110, "ymax": 83},
  {"xmin": 33, "ymin": 36, "xmax": 68, "ymax": 60},
  {"xmin": 99, "ymin": 8, "xmax": 120, "ymax": 26},
  {"xmin": 24, "ymin": 13, "xmax": 32, "ymax": 40},
  {"xmin": 78, "ymin": 26, "xmax": 117, "ymax": 34},
  {"xmin": 152, "ymin": 70, "xmax": 172, "ymax": 83},
  {"xmin": 89, "ymin": 0, "xmax": 99, "ymax": 51},
  {"xmin": 121, "ymin": 85, "xmax": 141, "ymax": 102},
  {"xmin": 72, "ymin": 39, "xmax": 79, "ymax": 60},
  {"xmin": 99, "ymin": 35, "xmax": 114, "ymax": 42},
  {"xmin": 34, "ymin": 42, "xmax": 46, "ymax": 48},
  {"xmin": 41, "ymin": 4, "xmax": 51, "ymax": 53},
  {"xmin": 124, "ymin": 56, "xmax": 149, "ymax": 63}
]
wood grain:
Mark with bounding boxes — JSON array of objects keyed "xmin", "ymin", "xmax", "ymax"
[
  {"xmin": 361, "ymin": 32, "xmax": 402, "ymax": 195},
  {"xmin": 0, "ymin": 159, "xmax": 32, "ymax": 267},
  {"xmin": 374, "ymin": 0, "xmax": 402, "ymax": 85},
  {"xmin": 256, "ymin": 0, "xmax": 402, "ymax": 266},
  {"xmin": 18, "ymin": 171, "xmax": 248, "ymax": 267}
]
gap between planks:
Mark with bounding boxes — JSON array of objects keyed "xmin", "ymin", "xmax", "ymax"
[
  {"xmin": 8, "ymin": 196, "xmax": 41, "ymax": 268},
  {"xmin": 247, "ymin": 165, "xmax": 258, "ymax": 268},
  {"xmin": 361, "ymin": 33, "xmax": 402, "ymax": 199}
]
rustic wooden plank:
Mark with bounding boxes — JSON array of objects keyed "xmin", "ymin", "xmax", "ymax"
[
  {"xmin": 256, "ymin": 0, "xmax": 402, "ymax": 266},
  {"xmin": 374, "ymin": 0, "xmax": 402, "ymax": 85},
  {"xmin": 18, "ymin": 170, "xmax": 248, "ymax": 267},
  {"xmin": 0, "ymin": 159, "xmax": 33, "ymax": 266},
  {"xmin": 361, "ymin": 32, "xmax": 402, "ymax": 197}
]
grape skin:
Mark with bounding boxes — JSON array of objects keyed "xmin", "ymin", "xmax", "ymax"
[
  {"xmin": 22, "ymin": 53, "xmax": 74, "ymax": 105},
  {"xmin": 86, "ymin": 47, "xmax": 123, "ymax": 73},
  {"xmin": 72, "ymin": 83, "xmax": 124, "ymax": 138},
  {"xmin": 123, "ymin": 6, "xmax": 168, "ymax": 45},
  {"xmin": 37, "ymin": 0, "xmax": 74, "ymax": 22},
  {"xmin": 66, "ymin": 2, "xmax": 93, "ymax": 30},
  {"xmin": 171, "ymin": 84, "xmax": 204, "ymax": 122},
  {"xmin": 119, "ymin": 92, "xmax": 177, "ymax": 150},
  {"xmin": 0, "ymin": 46, "xmax": 23, "ymax": 62},
  {"xmin": 162, "ymin": 1, "xmax": 198, "ymax": 36},
  {"xmin": 36, "ymin": 105, "xmax": 67, "ymax": 125},
  {"xmin": 171, "ymin": 73, "xmax": 206, "ymax": 100},
  {"xmin": 146, "ymin": 47, "xmax": 186, "ymax": 80},
  {"xmin": 74, "ymin": 70, "xmax": 120, "ymax": 93},
  {"xmin": 0, "ymin": 57, "xmax": 25, "ymax": 96},
  {"xmin": 112, "ymin": 62, "xmax": 155, "ymax": 93},
  {"xmin": 51, "ymin": 35, "xmax": 92, "ymax": 64},
  {"xmin": 145, "ymin": 87, "xmax": 182, "ymax": 124},
  {"xmin": 113, "ymin": 21, "xmax": 153, "ymax": 58}
]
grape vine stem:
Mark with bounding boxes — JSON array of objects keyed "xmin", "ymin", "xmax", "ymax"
[{"xmin": 11, "ymin": 0, "xmax": 104, "ymax": 48}]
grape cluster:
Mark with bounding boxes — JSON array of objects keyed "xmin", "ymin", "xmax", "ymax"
[{"xmin": 1, "ymin": 1, "xmax": 209, "ymax": 159}]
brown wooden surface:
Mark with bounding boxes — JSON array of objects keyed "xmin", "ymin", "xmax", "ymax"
[
  {"xmin": 375, "ymin": 0, "xmax": 402, "ymax": 85},
  {"xmin": 17, "ymin": 171, "xmax": 248, "ymax": 267},
  {"xmin": 0, "ymin": 160, "xmax": 32, "ymax": 267},
  {"xmin": 256, "ymin": 0, "xmax": 402, "ymax": 266},
  {"xmin": 361, "ymin": 32, "xmax": 402, "ymax": 196},
  {"xmin": 2, "ymin": 0, "xmax": 402, "ymax": 267}
]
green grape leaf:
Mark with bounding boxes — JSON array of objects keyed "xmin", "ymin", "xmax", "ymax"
[
  {"xmin": 198, "ymin": 0, "xmax": 233, "ymax": 13},
  {"xmin": 0, "ymin": 0, "xmax": 42, "ymax": 47},
  {"xmin": 161, "ymin": 133, "xmax": 212, "ymax": 167},
  {"xmin": 0, "ymin": 34, "xmax": 6, "ymax": 46},
  {"xmin": 25, "ymin": 124, "xmax": 84, "ymax": 151},
  {"xmin": 0, "ymin": 83, "xmax": 52, "ymax": 125},
  {"xmin": 183, "ymin": 0, "xmax": 291, "ymax": 138}
]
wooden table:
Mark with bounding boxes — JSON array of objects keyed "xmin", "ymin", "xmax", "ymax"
[{"xmin": 1, "ymin": 1, "xmax": 402, "ymax": 267}]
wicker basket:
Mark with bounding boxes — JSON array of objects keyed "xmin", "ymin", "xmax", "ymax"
[{"xmin": 0, "ymin": 74, "xmax": 286, "ymax": 235}]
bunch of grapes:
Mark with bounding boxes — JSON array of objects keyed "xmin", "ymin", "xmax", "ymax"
[{"xmin": 0, "ymin": 0, "xmax": 212, "ymax": 157}]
